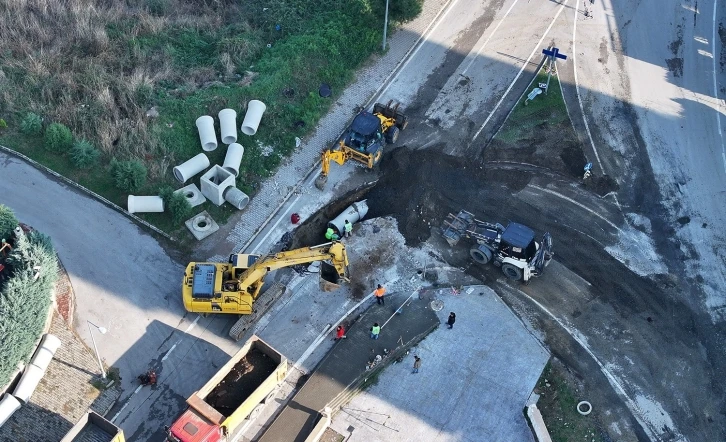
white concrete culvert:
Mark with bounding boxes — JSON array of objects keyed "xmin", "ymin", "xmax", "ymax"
[
  {"xmin": 218, "ymin": 108, "xmax": 238, "ymax": 144},
  {"xmin": 173, "ymin": 153, "xmax": 210, "ymax": 183},
  {"xmin": 577, "ymin": 400, "xmax": 592, "ymax": 416},
  {"xmin": 241, "ymin": 100, "xmax": 266, "ymax": 136},
  {"xmin": 195, "ymin": 115, "xmax": 217, "ymax": 151}
]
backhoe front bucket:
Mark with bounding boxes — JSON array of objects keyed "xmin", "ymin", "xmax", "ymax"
[{"xmin": 319, "ymin": 262, "xmax": 342, "ymax": 292}]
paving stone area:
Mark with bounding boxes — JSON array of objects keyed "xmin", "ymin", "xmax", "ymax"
[
  {"xmin": 0, "ymin": 312, "xmax": 121, "ymax": 442},
  {"xmin": 218, "ymin": 0, "xmax": 451, "ymax": 256}
]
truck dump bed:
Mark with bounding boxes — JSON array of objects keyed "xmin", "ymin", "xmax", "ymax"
[{"xmin": 170, "ymin": 335, "xmax": 287, "ymax": 442}]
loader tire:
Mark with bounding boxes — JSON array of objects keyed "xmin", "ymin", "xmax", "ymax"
[
  {"xmin": 470, "ymin": 246, "xmax": 491, "ymax": 265},
  {"xmin": 386, "ymin": 126, "xmax": 400, "ymax": 144},
  {"xmin": 501, "ymin": 264, "xmax": 523, "ymax": 281}
]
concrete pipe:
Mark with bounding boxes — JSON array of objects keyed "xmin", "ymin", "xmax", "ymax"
[
  {"xmin": 328, "ymin": 200, "xmax": 368, "ymax": 236},
  {"xmin": 173, "ymin": 153, "xmax": 210, "ymax": 183},
  {"xmin": 241, "ymin": 100, "xmax": 266, "ymax": 136},
  {"xmin": 196, "ymin": 115, "xmax": 218, "ymax": 151},
  {"xmin": 222, "ymin": 143, "xmax": 244, "ymax": 177},
  {"xmin": 223, "ymin": 187, "xmax": 250, "ymax": 210},
  {"xmin": 127, "ymin": 195, "xmax": 164, "ymax": 214},
  {"xmin": 12, "ymin": 364, "xmax": 44, "ymax": 403},
  {"xmin": 0, "ymin": 394, "xmax": 21, "ymax": 427},
  {"xmin": 30, "ymin": 334, "xmax": 61, "ymax": 371},
  {"xmin": 218, "ymin": 108, "xmax": 238, "ymax": 144}
]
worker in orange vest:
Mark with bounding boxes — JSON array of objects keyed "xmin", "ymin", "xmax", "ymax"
[{"xmin": 374, "ymin": 284, "xmax": 386, "ymax": 305}]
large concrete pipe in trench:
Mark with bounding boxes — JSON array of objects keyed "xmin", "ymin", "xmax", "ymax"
[
  {"xmin": 128, "ymin": 195, "xmax": 164, "ymax": 214},
  {"xmin": 173, "ymin": 153, "xmax": 210, "ymax": 183},
  {"xmin": 196, "ymin": 115, "xmax": 218, "ymax": 151},
  {"xmin": 328, "ymin": 200, "xmax": 368, "ymax": 235},
  {"xmin": 218, "ymin": 108, "xmax": 238, "ymax": 144},
  {"xmin": 241, "ymin": 100, "xmax": 266, "ymax": 136}
]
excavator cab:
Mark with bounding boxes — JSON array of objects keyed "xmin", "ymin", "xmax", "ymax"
[{"xmin": 344, "ymin": 112, "xmax": 384, "ymax": 154}]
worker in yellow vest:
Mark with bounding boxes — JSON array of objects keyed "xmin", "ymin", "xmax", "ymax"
[
  {"xmin": 370, "ymin": 322, "xmax": 380, "ymax": 339},
  {"xmin": 325, "ymin": 227, "xmax": 339, "ymax": 241}
]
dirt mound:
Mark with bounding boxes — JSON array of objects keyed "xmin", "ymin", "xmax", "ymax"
[{"xmin": 364, "ymin": 147, "xmax": 490, "ymax": 246}]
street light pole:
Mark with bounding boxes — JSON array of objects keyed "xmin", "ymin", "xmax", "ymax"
[
  {"xmin": 382, "ymin": 0, "xmax": 390, "ymax": 51},
  {"xmin": 87, "ymin": 320, "xmax": 107, "ymax": 379}
]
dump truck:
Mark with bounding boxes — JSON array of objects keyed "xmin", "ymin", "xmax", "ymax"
[
  {"xmin": 442, "ymin": 210, "xmax": 553, "ymax": 282},
  {"xmin": 61, "ymin": 411, "xmax": 125, "ymax": 442},
  {"xmin": 166, "ymin": 335, "xmax": 287, "ymax": 442}
]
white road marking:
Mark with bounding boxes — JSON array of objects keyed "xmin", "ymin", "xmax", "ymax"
[
  {"xmin": 111, "ymin": 315, "xmax": 202, "ymax": 422},
  {"xmin": 711, "ymin": 0, "xmax": 726, "ymax": 172},
  {"xmin": 504, "ymin": 283, "xmax": 679, "ymax": 441},
  {"xmin": 375, "ymin": 0, "xmax": 463, "ymax": 103},
  {"xmin": 461, "ymin": 0, "xmax": 522, "ymax": 75},
  {"xmin": 528, "ymin": 184, "xmax": 622, "ymax": 232},
  {"xmin": 471, "ymin": 0, "xmax": 570, "ymax": 142},
  {"xmin": 572, "ymin": 0, "xmax": 604, "ymax": 173}
]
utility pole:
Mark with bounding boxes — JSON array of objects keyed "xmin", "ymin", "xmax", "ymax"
[
  {"xmin": 382, "ymin": 0, "xmax": 390, "ymax": 51},
  {"xmin": 87, "ymin": 320, "xmax": 107, "ymax": 379}
]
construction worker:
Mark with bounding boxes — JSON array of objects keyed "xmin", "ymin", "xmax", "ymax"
[
  {"xmin": 412, "ymin": 356, "xmax": 421, "ymax": 374},
  {"xmin": 370, "ymin": 322, "xmax": 380, "ymax": 339},
  {"xmin": 374, "ymin": 284, "xmax": 386, "ymax": 305},
  {"xmin": 344, "ymin": 219, "xmax": 353, "ymax": 238},
  {"xmin": 325, "ymin": 227, "xmax": 339, "ymax": 241},
  {"xmin": 335, "ymin": 325, "xmax": 346, "ymax": 340}
]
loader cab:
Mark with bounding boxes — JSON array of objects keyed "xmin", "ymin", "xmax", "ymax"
[
  {"xmin": 499, "ymin": 223, "xmax": 537, "ymax": 261},
  {"xmin": 345, "ymin": 111, "xmax": 383, "ymax": 154}
]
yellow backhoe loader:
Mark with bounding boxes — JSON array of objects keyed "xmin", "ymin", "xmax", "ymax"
[
  {"xmin": 182, "ymin": 242, "xmax": 349, "ymax": 315},
  {"xmin": 315, "ymin": 101, "xmax": 408, "ymax": 189}
]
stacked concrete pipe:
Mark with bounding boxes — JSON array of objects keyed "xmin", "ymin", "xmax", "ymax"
[
  {"xmin": 223, "ymin": 143, "xmax": 244, "ymax": 177},
  {"xmin": 173, "ymin": 153, "xmax": 210, "ymax": 183},
  {"xmin": 13, "ymin": 334, "xmax": 62, "ymax": 404},
  {"xmin": 127, "ymin": 195, "xmax": 164, "ymax": 214},
  {"xmin": 328, "ymin": 200, "xmax": 368, "ymax": 236},
  {"xmin": 195, "ymin": 115, "xmax": 217, "ymax": 151},
  {"xmin": 241, "ymin": 100, "xmax": 266, "ymax": 135},
  {"xmin": 218, "ymin": 108, "xmax": 238, "ymax": 144}
]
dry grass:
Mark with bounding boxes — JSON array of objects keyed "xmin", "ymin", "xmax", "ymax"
[{"xmin": 0, "ymin": 0, "xmax": 245, "ymax": 171}]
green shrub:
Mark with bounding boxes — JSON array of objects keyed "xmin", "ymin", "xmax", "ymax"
[
  {"xmin": 0, "ymin": 119, "xmax": 7, "ymax": 129},
  {"xmin": 0, "ymin": 231, "xmax": 57, "ymax": 386},
  {"xmin": 160, "ymin": 186, "xmax": 193, "ymax": 225},
  {"xmin": 69, "ymin": 139, "xmax": 101, "ymax": 169},
  {"xmin": 110, "ymin": 158, "xmax": 147, "ymax": 193},
  {"xmin": 20, "ymin": 112, "xmax": 43, "ymax": 135},
  {"xmin": 44, "ymin": 122, "xmax": 74, "ymax": 152},
  {"xmin": 0, "ymin": 205, "xmax": 18, "ymax": 242}
]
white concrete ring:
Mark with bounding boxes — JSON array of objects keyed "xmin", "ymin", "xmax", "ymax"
[{"xmin": 577, "ymin": 401, "xmax": 592, "ymax": 416}]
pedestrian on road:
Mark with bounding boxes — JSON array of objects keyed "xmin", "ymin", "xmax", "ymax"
[
  {"xmin": 370, "ymin": 322, "xmax": 380, "ymax": 339},
  {"xmin": 447, "ymin": 312, "xmax": 456, "ymax": 329},
  {"xmin": 335, "ymin": 325, "xmax": 347, "ymax": 340},
  {"xmin": 325, "ymin": 227, "xmax": 339, "ymax": 241},
  {"xmin": 344, "ymin": 219, "xmax": 353, "ymax": 238},
  {"xmin": 374, "ymin": 284, "xmax": 386, "ymax": 305},
  {"xmin": 412, "ymin": 356, "xmax": 421, "ymax": 374}
]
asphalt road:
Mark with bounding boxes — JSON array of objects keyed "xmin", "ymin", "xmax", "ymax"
[{"xmin": 0, "ymin": 152, "xmax": 242, "ymax": 440}]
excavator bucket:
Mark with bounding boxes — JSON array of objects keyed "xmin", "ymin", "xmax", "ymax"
[
  {"xmin": 314, "ymin": 173, "xmax": 328, "ymax": 190},
  {"xmin": 319, "ymin": 262, "xmax": 343, "ymax": 292}
]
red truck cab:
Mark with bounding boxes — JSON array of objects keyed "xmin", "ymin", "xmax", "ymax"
[{"xmin": 166, "ymin": 410, "xmax": 222, "ymax": 442}]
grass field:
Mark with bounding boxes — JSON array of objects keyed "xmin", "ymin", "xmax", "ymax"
[
  {"xmin": 0, "ymin": 0, "xmax": 422, "ymax": 236},
  {"xmin": 496, "ymin": 67, "xmax": 570, "ymax": 144}
]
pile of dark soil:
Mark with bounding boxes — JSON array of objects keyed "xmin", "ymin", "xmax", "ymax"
[{"xmin": 207, "ymin": 348, "xmax": 277, "ymax": 416}]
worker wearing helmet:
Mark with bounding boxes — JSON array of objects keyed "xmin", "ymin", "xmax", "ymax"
[{"xmin": 325, "ymin": 227, "xmax": 339, "ymax": 241}]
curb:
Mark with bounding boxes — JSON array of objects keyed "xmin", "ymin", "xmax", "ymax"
[{"xmin": 0, "ymin": 144, "xmax": 175, "ymax": 242}]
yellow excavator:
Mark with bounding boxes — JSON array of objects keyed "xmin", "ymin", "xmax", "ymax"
[
  {"xmin": 182, "ymin": 242, "xmax": 349, "ymax": 315},
  {"xmin": 315, "ymin": 101, "xmax": 408, "ymax": 189}
]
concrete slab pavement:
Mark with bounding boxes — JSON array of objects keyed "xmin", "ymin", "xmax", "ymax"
[
  {"xmin": 258, "ymin": 293, "xmax": 441, "ymax": 442},
  {"xmin": 329, "ymin": 285, "xmax": 550, "ymax": 442}
]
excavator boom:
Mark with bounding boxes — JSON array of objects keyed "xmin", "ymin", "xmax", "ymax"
[{"xmin": 183, "ymin": 242, "xmax": 350, "ymax": 315}]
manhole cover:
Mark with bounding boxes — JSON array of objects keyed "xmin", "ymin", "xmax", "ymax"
[{"xmin": 319, "ymin": 83, "xmax": 332, "ymax": 97}]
